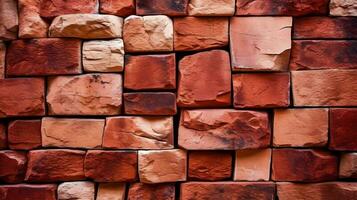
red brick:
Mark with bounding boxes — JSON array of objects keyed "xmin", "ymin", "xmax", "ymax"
[
  {"xmin": 100, "ymin": 0, "xmax": 135, "ymax": 16},
  {"xmin": 294, "ymin": 17, "xmax": 357, "ymax": 39},
  {"xmin": 233, "ymin": 73, "xmax": 290, "ymax": 108},
  {"xmin": 8, "ymin": 120, "xmax": 41, "ymax": 150},
  {"xmin": 330, "ymin": 108, "xmax": 357, "ymax": 151},
  {"xmin": 235, "ymin": 0, "xmax": 329, "ymax": 16},
  {"xmin": 174, "ymin": 17, "xmax": 228, "ymax": 51},
  {"xmin": 181, "ymin": 182, "xmax": 276, "ymax": 200},
  {"xmin": 292, "ymin": 70, "xmax": 357, "ymax": 106},
  {"xmin": 188, "ymin": 151, "xmax": 232, "ymax": 181},
  {"xmin": 25, "ymin": 149, "xmax": 85, "ymax": 182},
  {"xmin": 136, "ymin": 0, "xmax": 188, "ymax": 16},
  {"xmin": 277, "ymin": 182, "xmax": 357, "ymax": 200},
  {"xmin": 124, "ymin": 93, "xmax": 177, "ymax": 115},
  {"xmin": 340, "ymin": 153, "xmax": 357, "ymax": 178},
  {"xmin": 124, "ymin": 54, "xmax": 176, "ymax": 90},
  {"xmin": 85, "ymin": 150, "xmax": 138, "ymax": 182},
  {"xmin": 6, "ymin": 38, "xmax": 81, "ymax": 76},
  {"xmin": 272, "ymin": 149, "xmax": 338, "ymax": 182},
  {"xmin": 177, "ymin": 50, "xmax": 231, "ymax": 107},
  {"xmin": 39, "ymin": 0, "xmax": 97, "ymax": 18},
  {"xmin": 290, "ymin": 40, "xmax": 357, "ymax": 70},
  {"xmin": 0, "ymin": 184, "xmax": 57, "ymax": 200},
  {"xmin": 127, "ymin": 183, "xmax": 175, "ymax": 200},
  {"xmin": 0, "ymin": 123, "xmax": 6, "ymax": 149},
  {"xmin": 0, "ymin": 41, "xmax": 5, "ymax": 79},
  {"xmin": 188, "ymin": 0, "xmax": 235, "ymax": 16},
  {"xmin": 179, "ymin": 109, "xmax": 270, "ymax": 150},
  {"xmin": 0, "ymin": 78, "xmax": 45, "ymax": 118},
  {"xmin": 0, "ymin": 0, "xmax": 18, "ymax": 40},
  {"xmin": 0, "ymin": 150, "xmax": 27, "ymax": 183},
  {"xmin": 103, "ymin": 116, "xmax": 174, "ymax": 149}
]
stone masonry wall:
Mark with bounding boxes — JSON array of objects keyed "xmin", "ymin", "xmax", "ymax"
[{"xmin": 0, "ymin": 0, "xmax": 356, "ymax": 199}]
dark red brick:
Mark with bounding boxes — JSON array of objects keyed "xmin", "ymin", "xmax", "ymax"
[
  {"xmin": 124, "ymin": 93, "xmax": 177, "ymax": 115},
  {"xmin": 8, "ymin": 120, "xmax": 41, "ymax": 150},
  {"xmin": 136, "ymin": 0, "xmax": 188, "ymax": 16},
  {"xmin": 330, "ymin": 108, "xmax": 357, "ymax": 151},
  {"xmin": 127, "ymin": 183, "xmax": 175, "ymax": 200},
  {"xmin": 0, "ymin": 123, "xmax": 6, "ymax": 149},
  {"xmin": 100, "ymin": 0, "xmax": 135, "ymax": 16},
  {"xmin": 0, "ymin": 150, "xmax": 27, "ymax": 183},
  {"xmin": 39, "ymin": 0, "xmax": 97, "ymax": 18},
  {"xmin": 0, "ymin": 184, "xmax": 57, "ymax": 200}
]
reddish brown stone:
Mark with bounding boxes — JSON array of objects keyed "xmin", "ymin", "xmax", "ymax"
[
  {"xmin": 272, "ymin": 149, "xmax": 338, "ymax": 182},
  {"xmin": 136, "ymin": 0, "xmax": 188, "ymax": 16},
  {"xmin": 233, "ymin": 73, "xmax": 290, "ymax": 108},
  {"xmin": 127, "ymin": 183, "xmax": 175, "ymax": 200},
  {"xmin": 339, "ymin": 153, "xmax": 357, "ymax": 178},
  {"xmin": 0, "ymin": 151, "xmax": 27, "ymax": 183},
  {"xmin": 188, "ymin": 0, "xmax": 235, "ymax": 16},
  {"xmin": 124, "ymin": 93, "xmax": 177, "ymax": 115},
  {"xmin": 179, "ymin": 109, "xmax": 270, "ymax": 150},
  {"xmin": 277, "ymin": 182, "xmax": 357, "ymax": 200},
  {"xmin": 330, "ymin": 108, "xmax": 357, "ymax": 151},
  {"xmin": 7, "ymin": 38, "xmax": 81, "ymax": 76},
  {"xmin": 100, "ymin": 0, "xmax": 135, "ymax": 16},
  {"xmin": 0, "ymin": 184, "xmax": 57, "ymax": 200},
  {"xmin": 39, "ymin": 0, "xmax": 97, "ymax": 18},
  {"xmin": 292, "ymin": 70, "xmax": 357, "ymax": 106},
  {"xmin": 0, "ymin": 78, "xmax": 45, "ymax": 118},
  {"xmin": 103, "ymin": 116, "xmax": 174, "ymax": 149},
  {"xmin": 0, "ymin": 123, "xmax": 6, "ymax": 149},
  {"xmin": 8, "ymin": 120, "xmax": 41, "ymax": 150},
  {"xmin": 124, "ymin": 54, "xmax": 176, "ymax": 90},
  {"xmin": 25, "ymin": 149, "xmax": 85, "ymax": 182},
  {"xmin": 85, "ymin": 150, "xmax": 138, "ymax": 182},
  {"xmin": 290, "ymin": 40, "xmax": 357, "ymax": 70},
  {"xmin": 97, "ymin": 183, "xmax": 126, "ymax": 200},
  {"xmin": 188, "ymin": 151, "xmax": 232, "ymax": 181},
  {"xmin": 174, "ymin": 17, "xmax": 228, "ymax": 51},
  {"xmin": 0, "ymin": 42, "xmax": 4, "ymax": 79},
  {"xmin": 181, "ymin": 182, "xmax": 276, "ymax": 200},
  {"xmin": 235, "ymin": 0, "xmax": 329, "ymax": 16},
  {"xmin": 294, "ymin": 17, "xmax": 357, "ymax": 39},
  {"xmin": 0, "ymin": 0, "xmax": 18, "ymax": 40},
  {"xmin": 177, "ymin": 50, "xmax": 231, "ymax": 107}
]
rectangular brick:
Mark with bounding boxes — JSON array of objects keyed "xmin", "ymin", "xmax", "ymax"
[
  {"xmin": 8, "ymin": 120, "xmax": 42, "ymax": 150},
  {"xmin": 0, "ymin": 184, "xmax": 57, "ymax": 200},
  {"xmin": 330, "ymin": 108, "xmax": 357, "ymax": 151},
  {"xmin": 0, "ymin": 0, "xmax": 18, "ymax": 40},
  {"xmin": 128, "ymin": 183, "xmax": 175, "ymax": 200},
  {"xmin": 40, "ymin": 0, "xmax": 97, "ymax": 18},
  {"xmin": 0, "ymin": 42, "xmax": 4, "ymax": 79},
  {"xmin": 0, "ymin": 123, "xmax": 6, "ymax": 149},
  {"xmin": 136, "ymin": 0, "xmax": 188, "ymax": 16},
  {"xmin": 6, "ymin": 38, "xmax": 82, "ymax": 76}
]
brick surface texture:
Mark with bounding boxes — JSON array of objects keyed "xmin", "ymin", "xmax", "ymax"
[{"xmin": 0, "ymin": 0, "xmax": 356, "ymax": 199}]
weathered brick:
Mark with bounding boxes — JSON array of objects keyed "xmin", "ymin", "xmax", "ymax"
[
  {"xmin": 174, "ymin": 17, "xmax": 228, "ymax": 51},
  {"xmin": 49, "ymin": 14, "xmax": 123, "ymax": 39},
  {"xmin": 181, "ymin": 182, "xmax": 276, "ymax": 200},
  {"xmin": 123, "ymin": 15, "xmax": 173, "ymax": 52},
  {"xmin": 58, "ymin": 181, "xmax": 95, "ymax": 200},
  {"xmin": 0, "ymin": 184, "xmax": 57, "ymax": 200},
  {"xmin": 100, "ymin": 0, "xmax": 135, "ymax": 16},
  {"xmin": 188, "ymin": 151, "xmax": 232, "ymax": 181},
  {"xmin": 230, "ymin": 17, "xmax": 291, "ymax": 71},
  {"xmin": 339, "ymin": 153, "xmax": 357, "ymax": 179},
  {"xmin": 292, "ymin": 70, "xmax": 357, "ymax": 106},
  {"xmin": 8, "ymin": 120, "xmax": 42, "ymax": 150},
  {"xmin": 124, "ymin": 93, "xmax": 176, "ymax": 115},
  {"xmin": 127, "ymin": 183, "xmax": 175, "ymax": 200},
  {"xmin": 330, "ymin": 0, "xmax": 357, "ymax": 16},
  {"xmin": 18, "ymin": 0, "xmax": 48, "ymax": 38},
  {"xmin": 290, "ymin": 40, "xmax": 357, "ymax": 70},
  {"xmin": 7, "ymin": 38, "xmax": 82, "ymax": 76},
  {"xmin": 293, "ymin": 17, "xmax": 357, "ymax": 39},
  {"xmin": 0, "ymin": 0, "xmax": 18, "ymax": 40},
  {"xmin": 25, "ymin": 149, "xmax": 85, "ymax": 182},
  {"xmin": 234, "ymin": 149, "xmax": 271, "ymax": 181},
  {"xmin": 124, "ymin": 54, "xmax": 176, "ymax": 90},
  {"xmin": 41, "ymin": 118, "xmax": 105, "ymax": 149},
  {"xmin": 40, "ymin": 0, "xmax": 97, "ymax": 18},
  {"xmin": 83, "ymin": 39, "xmax": 124, "ymax": 72},
  {"xmin": 177, "ymin": 50, "xmax": 231, "ymax": 107},
  {"xmin": 277, "ymin": 182, "xmax": 357, "ymax": 200},
  {"xmin": 272, "ymin": 149, "xmax": 338, "ymax": 182},
  {"xmin": 136, "ymin": 0, "xmax": 188, "ymax": 16},
  {"xmin": 0, "ymin": 150, "xmax": 27, "ymax": 183},
  {"xmin": 179, "ymin": 109, "xmax": 270, "ymax": 150},
  {"xmin": 330, "ymin": 108, "xmax": 357, "ymax": 151},
  {"xmin": 47, "ymin": 74, "xmax": 122, "ymax": 115},
  {"xmin": 273, "ymin": 109, "xmax": 328, "ymax": 147},
  {"xmin": 85, "ymin": 150, "xmax": 138, "ymax": 182},
  {"xmin": 235, "ymin": 0, "xmax": 329, "ymax": 16},
  {"xmin": 233, "ymin": 73, "xmax": 290, "ymax": 108},
  {"xmin": 188, "ymin": 0, "xmax": 235, "ymax": 16},
  {"xmin": 97, "ymin": 183, "xmax": 126, "ymax": 200},
  {"xmin": 0, "ymin": 41, "xmax": 5, "ymax": 79},
  {"xmin": 103, "ymin": 116, "xmax": 174, "ymax": 149},
  {"xmin": 139, "ymin": 149, "xmax": 187, "ymax": 183},
  {"xmin": 0, "ymin": 78, "xmax": 45, "ymax": 118},
  {"xmin": 0, "ymin": 123, "xmax": 6, "ymax": 149}
]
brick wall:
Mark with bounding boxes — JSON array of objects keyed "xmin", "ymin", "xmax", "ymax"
[{"xmin": 0, "ymin": 0, "xmax": 356, "ymax": 199}]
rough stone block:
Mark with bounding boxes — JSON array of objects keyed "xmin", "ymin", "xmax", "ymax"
[
  {"xmin": 0, "ymin": 123, "xmax": 6, "ymax": 149},
  {"xmin": 100, "ymin": 0, "xmax": 135, "ymax": 16},
  {"xmin": 0, "ymin": 42, "xmax": 5, "ymax": 79},
  {"xmin": 330, "ymin": 108, "xmax": 357, "ymax": 151},
  {"xmin": 8, "ymin": 120, "xmax": 42, "ymax": 150},
  {"xmin": 58, "ymin": 181, "xmax": 95, "ymax": 200},
  {"xmin": 0, "ymin": 150, "xmax": 27, "ymax": 183},
  {"xmin": 97, "ymin": 183, "xmax": 126, "ymax": 200},
  {"xmin": 339, "ymin": 153, "xmax": 357, "ymax": 179},
  {"xmin": 188, "ymin": 0, "xmax": 235, "ymax": 16},
  {"xmin": 330, "ymin": 0, "xmax": 357, "ymax": 16},
  {"xmin": 40, "ymin": 0, "xmax": 98, "ymax": 18},
  {"xmin": 136, "ymin": 0, "xmax": 188, "ymax": 16},
  {"xmin": 0, "ymin": 0, "xmax": 18, "ymax": 40},
  {"xmin": 127, "ymin": 183, "xmax": 175, "ymax": 200},
  {"xmin": 0, "ymin": 184, "xmax": 57, "ymax": 200}
]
